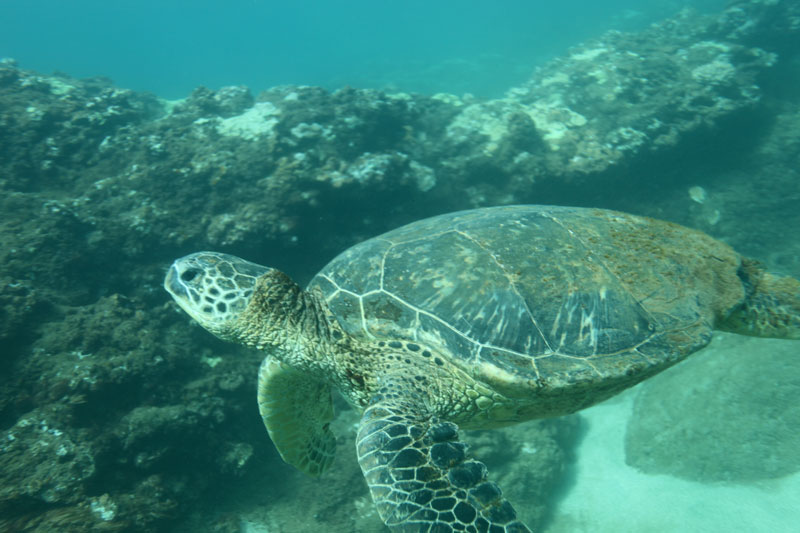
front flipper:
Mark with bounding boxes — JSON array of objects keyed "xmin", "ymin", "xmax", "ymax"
[
  {"xmin": 257, "ymin": 356, "xmax": 336, "ymax": 476},
  {"xmin": 356, "ymin": 392, "xmax": 531, "ymax": 532}
]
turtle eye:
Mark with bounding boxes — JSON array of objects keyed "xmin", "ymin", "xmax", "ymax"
[{"xmin": 180, "ymin": 269, "xmax": 200, "ymax": 283}]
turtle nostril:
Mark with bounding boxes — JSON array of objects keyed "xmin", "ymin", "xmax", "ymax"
[{"xmin": 180, "ymin": 269, "xmax": 199, "ymax": 283}]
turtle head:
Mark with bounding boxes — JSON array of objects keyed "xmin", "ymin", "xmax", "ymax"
[
  {"xmin": 165, "ymin": 252, "xmax": 272, "ymax": 340},
  {"xmin": 166, "ymin": 251, "xmax": 338, "ymax": 374}
]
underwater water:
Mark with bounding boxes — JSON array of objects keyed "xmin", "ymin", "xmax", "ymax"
[
  {"xmin": 1, "ymin": 0, "xmax": 727, "ymax": 98},
  {"xmin": 1, "ymin": 0, "xmax": 798, "ymax": 532}
]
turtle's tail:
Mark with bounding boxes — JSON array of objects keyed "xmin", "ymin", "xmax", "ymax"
[{"xmin": 719, "ymin": 258, "xmax": 800, "ymax": 340}]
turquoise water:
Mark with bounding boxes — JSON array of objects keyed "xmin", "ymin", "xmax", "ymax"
[{"xmin": 0, "ymin": 0, "xmax": 726, "ymax": 98}]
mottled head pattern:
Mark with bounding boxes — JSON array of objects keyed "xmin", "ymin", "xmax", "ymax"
[{"xmin": 164, "ymin": 251, "xmax": 271, "ymax": 338}]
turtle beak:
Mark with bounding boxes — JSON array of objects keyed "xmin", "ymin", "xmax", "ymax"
[{"xmin": 164, "ymin": 263, "xmax": 190, "ymax": 301}]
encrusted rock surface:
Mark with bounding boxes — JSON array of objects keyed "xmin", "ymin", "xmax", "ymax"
[
  {"xmin": 0, "ymin": 1, "xmax": 798, "ymax": 531},
  {"xmin": 625, "ymin": 334, "xmax": 800, "ymax": 483}
]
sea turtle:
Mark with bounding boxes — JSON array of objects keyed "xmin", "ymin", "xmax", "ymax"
[{"xmin": 164, "ymin": 205, "xmax": 800, "ymax": 532}]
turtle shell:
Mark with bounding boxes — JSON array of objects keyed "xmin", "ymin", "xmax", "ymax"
[{"xmin": 308, "ymin": 205, "xmax": 745, "ymax": 398}]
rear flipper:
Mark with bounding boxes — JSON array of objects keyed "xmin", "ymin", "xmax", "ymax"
[
  {"xmin": 720, "ymin": 258, "xmax": 800, "ymax": 340},
  {"xmin": 356, "ymin": 391, "xmax": 531, "ymax": 533}
]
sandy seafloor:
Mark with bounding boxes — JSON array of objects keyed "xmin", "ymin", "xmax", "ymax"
[{"xmin": 548, "ymin": 334, "xmax": 800, "ymax": 533}]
